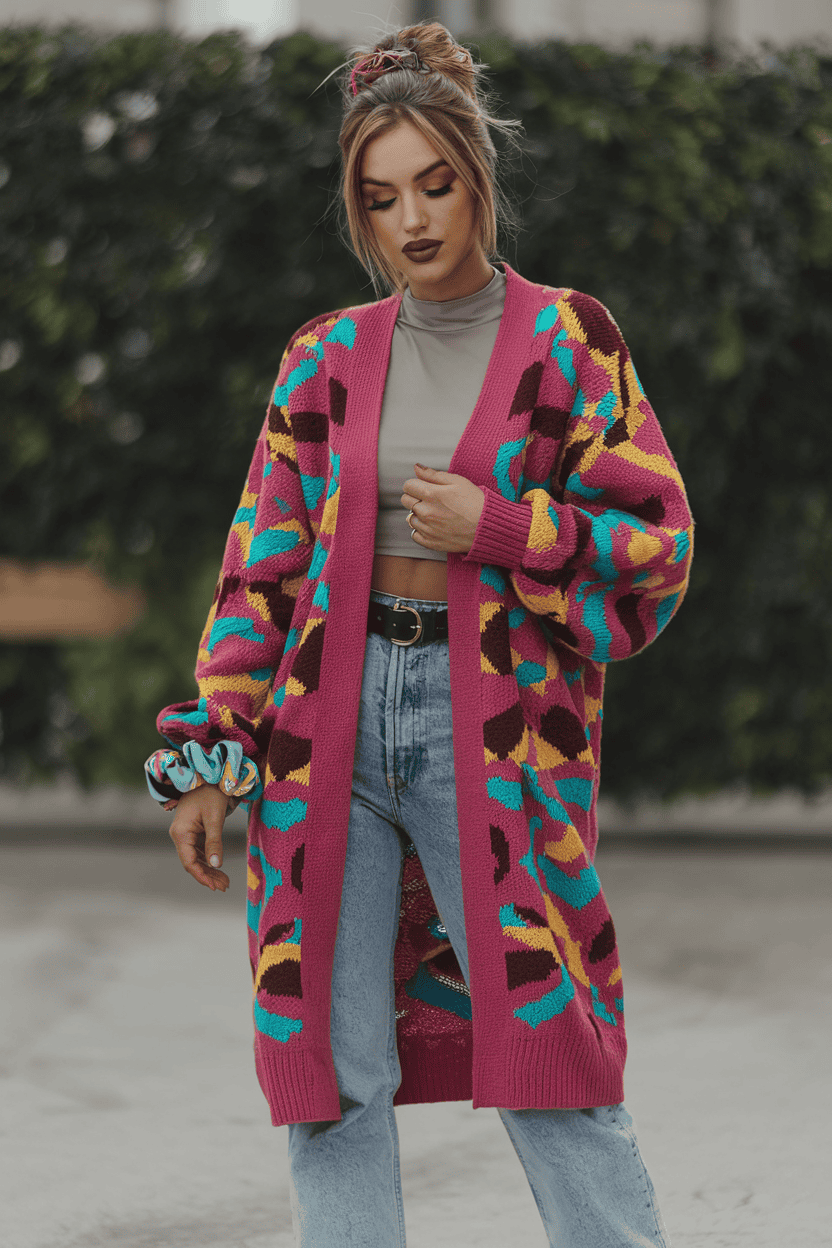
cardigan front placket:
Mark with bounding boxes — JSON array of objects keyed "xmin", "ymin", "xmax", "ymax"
[{"xmin": 157, "ymin": 264, "xmax": 694, "ymax": 1126}]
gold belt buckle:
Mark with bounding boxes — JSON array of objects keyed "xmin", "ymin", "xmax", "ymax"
[{"xmin": 390, "ymin": 599, "xmax": 423, "ymax": 646}]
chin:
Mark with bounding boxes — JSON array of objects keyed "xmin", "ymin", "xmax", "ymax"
[{"xmin": 410, "ymin": 253, "xmax": 460, "ymax": 284}]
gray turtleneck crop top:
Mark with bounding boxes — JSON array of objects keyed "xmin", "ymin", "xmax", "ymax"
[{"xmin": 374, "ymin": 265, "xmax": 507, "ymax": 562}]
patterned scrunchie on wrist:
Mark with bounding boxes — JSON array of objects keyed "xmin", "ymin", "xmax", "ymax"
[{"xmin": 144, "ymin": 739, "xmax": 262, "ymax": 807}]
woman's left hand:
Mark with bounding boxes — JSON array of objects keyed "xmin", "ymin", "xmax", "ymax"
[{"xmin": 401, "ymin": 464, "xmax": 485, "ymax": 554}]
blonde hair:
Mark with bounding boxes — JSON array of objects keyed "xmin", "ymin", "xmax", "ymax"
[{"xmin": 338, "ymin": 23, "xmax": 522, "ymax": 293}]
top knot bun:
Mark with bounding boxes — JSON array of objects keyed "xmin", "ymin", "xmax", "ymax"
[
  {"xmin": 391, "ymin": 22, "xmax": 478, "ymax": 102},
  {"xmin": 352, "ymin": 22, "xmax": 481, "ymax": 105}
]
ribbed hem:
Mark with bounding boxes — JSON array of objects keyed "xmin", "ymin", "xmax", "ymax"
[
  {"xmin": 394, "ymin": 1031, "xmax": 473, "ymax": 1106},
  {"xmin": 472, "ymin": 1026, "xmax": 626, "ymax": 1110},
  {"xmin": 463, "ymin": 490, "xmax": 533, "ymax": 569},
  {"xmin": 255, "ymin": 1042, "xmax": 341, "ymax": 1126}
]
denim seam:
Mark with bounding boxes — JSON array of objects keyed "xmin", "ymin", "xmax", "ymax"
[
  {"xmin": 384, "ymin": 642, "xmax": 404, "ymax": 824},
  {"xmin": 386, "ymin": 790, "xmax": 407, "ymax": 1245},
  {"xmin": 496, "ymin": 1109, "xmax": 555, "ymax": 1248},
  {"xmin": 609, "ymin": 1105, "xmax": 669, "ymax": 1245}
]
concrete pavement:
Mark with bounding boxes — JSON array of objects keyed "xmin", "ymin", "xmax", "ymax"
[
  {"xmin": 4, "ymin": 777, "xmax": 832, "ymax": 840},
  {"xmin": 1, "ymin": 840, "xmax": 830, "ymax": 1248}
]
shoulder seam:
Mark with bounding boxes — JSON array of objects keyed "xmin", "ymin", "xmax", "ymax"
[
  {"xmin": 283, "ymin": 296, "xmax": 391, "ymax": 356},
  {"xmin": 560, "ymin": 289, "xmax": 626, "ymax": 347},
  {"xmin": 284, "ymin": 309, "xmax": 340, "ymax": 354}
]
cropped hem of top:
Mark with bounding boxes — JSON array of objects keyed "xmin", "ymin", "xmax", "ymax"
[{"xmin": 373, "ymin": 264, "xmax": 507, "ymax": 563}]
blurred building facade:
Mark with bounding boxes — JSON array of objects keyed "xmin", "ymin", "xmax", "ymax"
[{"xmin": 0, "ymin": 0, "xmax": 830, "ymax": 48}]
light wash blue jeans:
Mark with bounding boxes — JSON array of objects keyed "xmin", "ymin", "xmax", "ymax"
[{"xmin": 288, "ymin": 591, "xmax": 670, "ymax": 1248}]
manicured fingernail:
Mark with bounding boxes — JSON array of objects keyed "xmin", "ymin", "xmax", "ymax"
[{"xmin": 210, "ymin": 854, "xmax": 220, "ymax": 868}]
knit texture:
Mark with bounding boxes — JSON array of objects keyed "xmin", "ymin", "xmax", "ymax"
[{"xmin": 157, "ymin": 265, "xmax": 694, "ymax": 1125}]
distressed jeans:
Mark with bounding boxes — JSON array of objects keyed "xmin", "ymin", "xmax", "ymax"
[{"xmin": 288, "ymin": 591, "xmax": 670, "ymax": 1248}]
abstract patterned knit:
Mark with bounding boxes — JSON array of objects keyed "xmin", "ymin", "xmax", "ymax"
[{"xmin": 157, "ymin": 264, "xmax": 694, "ymax": 1126}]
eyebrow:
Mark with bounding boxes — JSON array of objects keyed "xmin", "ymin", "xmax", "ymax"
[{"xmin": 360, "ymin": 159, "xmax": 450, "ymax": 187}]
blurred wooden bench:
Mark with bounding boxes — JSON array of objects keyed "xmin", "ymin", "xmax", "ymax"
[{"xmin": 0, "ymin": 560, "xmax": 145, "ymax": 640}]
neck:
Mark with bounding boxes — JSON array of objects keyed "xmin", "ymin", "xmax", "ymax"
[{"xmin": 406, "ymin": 245, "xmax": 495, "ymax": 302}]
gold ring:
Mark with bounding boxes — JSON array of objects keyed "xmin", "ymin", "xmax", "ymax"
[{"xmin": 406, "ymin": 509, "xmax": 415, "ymax": 529}]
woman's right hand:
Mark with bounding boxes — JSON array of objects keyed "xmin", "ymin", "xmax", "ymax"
[{"xmin": 168, "ymin": 784, "xmax": 231, "ymax": 891}]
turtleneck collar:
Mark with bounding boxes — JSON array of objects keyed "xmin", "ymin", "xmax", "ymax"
[{"xmin": 398, "ymin": 265, "xmax": 506, "ymax": 332}]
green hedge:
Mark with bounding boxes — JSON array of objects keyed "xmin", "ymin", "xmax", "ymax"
[{"xmin": 1, "ymin": 25, "xmax": 831, "ymax": 797}]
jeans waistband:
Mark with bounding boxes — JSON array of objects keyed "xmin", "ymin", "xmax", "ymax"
[{"xmin": 369, "ymin": 589, "xmax": 448, "ymax": 613}]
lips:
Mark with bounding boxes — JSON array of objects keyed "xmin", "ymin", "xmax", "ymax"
[
  {"xmin": 402, "ymin": 239, "xmax": 442, "ymax": 264},
  {"xmin": 403, "ymin": 238, "xmax": 442, "ymax": 253}
]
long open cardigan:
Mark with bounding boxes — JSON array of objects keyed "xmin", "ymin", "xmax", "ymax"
[{"xmin": 157, "ymin": 264, "xmax": 694, "ymax": 1126}]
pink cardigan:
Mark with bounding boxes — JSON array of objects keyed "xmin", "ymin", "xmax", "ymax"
[{"xmin": 157, "ymin": 265, "xmax": 694, "ymax": 1125}]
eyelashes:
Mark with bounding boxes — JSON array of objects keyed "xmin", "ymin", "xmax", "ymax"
[{"xmin": 366, "ymin": 183, "xmax": 454, "ymax": 212}]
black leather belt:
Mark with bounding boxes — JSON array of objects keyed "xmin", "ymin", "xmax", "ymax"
[{"xmin": 367, "ymin": 598, "xmax": 449, "ymax": 647}]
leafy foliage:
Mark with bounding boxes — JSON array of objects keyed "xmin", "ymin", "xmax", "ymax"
[{"xmin": 1, "ymin": 26, "xmax": 831, "ymax": 795}]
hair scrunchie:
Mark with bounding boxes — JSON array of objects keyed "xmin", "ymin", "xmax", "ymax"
[
  {"xmin": 144, "ymin": 740, "xmax": 262, "ymax": 806},
  {"xmin": 350, "ymin": 48, "xmax": 425, "ymax": 96}
]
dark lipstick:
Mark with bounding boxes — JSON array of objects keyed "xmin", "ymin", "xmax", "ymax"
[{"xmin": 402, "ymin": 239, "xmax": 442, "ymax": 264}]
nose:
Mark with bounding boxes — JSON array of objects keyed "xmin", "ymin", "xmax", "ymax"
[{"xmin": 401, "ymin": 189, "xmax": 429, "ymax": 234}]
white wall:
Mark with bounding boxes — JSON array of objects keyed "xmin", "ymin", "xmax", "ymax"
[
  {"xmin": 432, "ymin": 0, "xmax": 477, "ymax": 37},
  {"xmin": 290, "ymin": 0, "xmax": 410, "ymax": 44},
  {"xmin": 579, "ymin": 0, "xmax": 706, "ymax": 45},
  {"xmin": 0, "ymin": 0, "xmax": 296, "ymax": 41},
  {"xmin": 276, "ymin": 0, "xmax": 832, "ymax": 48},
  {"xmin": 182, "ymin": 0, "xmax": 296, "ymax": 41},
  {"xmin": 734, "ymin": 0, "xmax": 831, "ymax": 46},
  {"xmin": 0, "ymin": 0, "xmax": 829, "ymax": 47},
  {"xmin": 0, "ymin": 0, "xmax": 155, "ymax": 29}
]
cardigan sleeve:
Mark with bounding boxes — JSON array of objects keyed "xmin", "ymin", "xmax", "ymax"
[
  {"xmin": 464, "ymin": 291, "xmax": 694, "ymax": 663},
  {"xmin": 155, "ymin": 332, "xmax": 318, "ymax": 767}
]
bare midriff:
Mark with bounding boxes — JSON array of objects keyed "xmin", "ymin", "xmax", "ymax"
[{"xmin": 370, "ymin": 553, "xmax": 448, "ymax": 602}]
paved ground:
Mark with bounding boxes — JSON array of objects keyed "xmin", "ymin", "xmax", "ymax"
[
  {"xmin": 1, "ymin": 840, "xmax": 830, "ymax": 1248},
  {"xmin": 4, "ymin": 776, "xmax": 832, "ymax": 838}
]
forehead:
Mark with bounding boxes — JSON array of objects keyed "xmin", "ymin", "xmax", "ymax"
[{"xmin": 360, "ymin": 120, "xmax": 445, "ymax": 182}]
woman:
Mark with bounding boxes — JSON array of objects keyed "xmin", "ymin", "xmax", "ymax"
[{"xmin": 146, "ymin": 22, "xmax": 693, "ymax": 1247}]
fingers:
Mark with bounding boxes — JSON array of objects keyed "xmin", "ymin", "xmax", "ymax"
[
  {"xmin": 402, "ymin": 488, "xmax": 439, "ymax": 514},
  {"xmin": 402, "ymin": 467, "xmax": 440, "ymax": 504},
  {"xmin": 414, "ymin": 463, "xmax": 452, "ymax": 481},
  {"xmin": 169, "ymin": 786, "xmax": 231, "ymax": 892},
  {"xmin": 401, "ymin": 486, "xmax": 424, "ymax": 508},
  {"xmin": 399, "ymin": 497, "xmax": 439, "ymax": 549},
  {"xmin": 402, "ymin": 481, "xmax": 445, "ymax": 505},
  {"xmin": 402, "ymin": 466, "xmax": 464, "ymax": 507},
  {"xmin": 402, "ymin": 468, "xmax": 480, "ymax": 553},
  {"xmin": 203, "ymin": 796, "xmax": 225, "ymax": 874},
  {"xmin": 173, "ymin": 826, "xmax": 230, "ymax": 892},
  {"xmin": 402, "ymin": 502, "xmax": 428, "ymax": 546}
]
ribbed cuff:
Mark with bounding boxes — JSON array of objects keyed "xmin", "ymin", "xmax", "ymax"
[
  {"xmin": 472, "ymin": 1025, "xmax": 626, "ymax": 1110},
  {"xmin": 463, "ymin": 490, "xmax": 533, "ymax": 569},
  {"xmin": 254, "ymin": 1041, "xmax": 341, "ymax": 1126}
]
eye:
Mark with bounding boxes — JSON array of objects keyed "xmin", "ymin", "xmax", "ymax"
[
  {"xmin": 425, "ymin": 184, "xmax": 453, "ymax": 199},
  {"xmin": 367, "ymin": 197, "xmax": 395, "ymax": 212}
]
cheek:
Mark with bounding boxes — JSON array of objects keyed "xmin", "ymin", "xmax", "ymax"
[
  {"xmin": 364, "ymin": 214, "xmax": 394, "ymax": 260},
  {"xmin": 366, "ymin": 213, "xmax": 395, "ymax": 255},
  {"xmin": 446, "ymin": 191, "xmax": 476, "ymax": 240}
]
